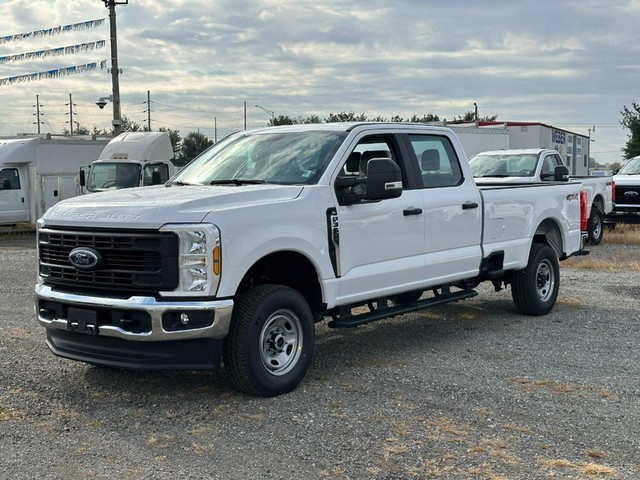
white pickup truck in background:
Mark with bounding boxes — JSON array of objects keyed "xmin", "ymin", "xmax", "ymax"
[
  {"xmin": 469, "ymin": 148, "xmax": 614, "ymax": 244},
  {"xmin": 607, "ymin": 155, "xmax": 640, "ymax": 226},
  {"xmin": 35, "ymin": 123, "xmax": 587, "ymax": 396}
]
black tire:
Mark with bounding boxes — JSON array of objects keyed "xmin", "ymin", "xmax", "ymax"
[
  {"xmin": 511, "ymin": 244, "xmax": 559, "ymax": 316},
  {"xmin": 223, "ymin": 284, "xmax": 314, "ymax": 397},
  {"xmin": 588, "ymin": 207, "xmax": 604, "ymax": 245},
  {"xmin": 390, "ymin": 290, "xmax": 423, "ymax": 305}
]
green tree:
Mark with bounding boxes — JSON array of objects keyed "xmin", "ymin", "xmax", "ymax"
[
  {"xmin": 121, "ymin": 116, "xmax": 143, "ymax": 132},
  {"xmin": 300, "ymin": 115, "xmax": 322, "ymax": 124},
  {"xmin": 63, "ymin": 124, "xmax": 91, "ymax": 135},
  {"xmin": 620, "ymin": 101, "xmax": 640, "ymax": 159},
  {"xmin": 454, "ymin": 111, "xmax": 498, "ymax": 122},
  {"xmin": 272, "ymin": 115, "xmax": 296, "ymax": 126},
  {"xmin": 177, "ymin": 132, "xmax": 213, "ymax": 166},
  {"xmin": 325, "ymin": 111, "xmax": 368, "ymax": 123},
  {"xmin": 410, "ymin": 114, "xmax": 440, "ymax": 123}
]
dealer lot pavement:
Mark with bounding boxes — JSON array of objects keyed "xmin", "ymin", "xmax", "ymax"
[{"xmin": 1, "ymin": 235, "xmax": 638, "ymax": 479}]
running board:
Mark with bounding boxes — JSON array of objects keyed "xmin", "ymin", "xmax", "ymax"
[{"xmin": 327, "ymin": 289, "xmax": 478, "ymax": 329}]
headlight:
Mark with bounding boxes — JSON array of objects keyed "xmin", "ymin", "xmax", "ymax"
[{"xmin": 160, "ymin": 224, "xmax": 221, "ymax": 297}]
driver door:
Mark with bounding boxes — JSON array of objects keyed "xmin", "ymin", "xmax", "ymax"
[
  {"xmin": 0, "ymin": 168, "xmax": 28, "ymax": 224},
  {"xmin": 332, "ymin": 133, "xmax": 426, "ymax": 304}
]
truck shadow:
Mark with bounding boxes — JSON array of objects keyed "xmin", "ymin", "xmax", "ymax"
[{"xmin": 78, "ymin": 296, "xmax": 521, "ymax": 401}]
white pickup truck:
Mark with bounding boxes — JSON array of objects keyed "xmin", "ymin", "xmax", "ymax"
[
  {"xmin": 34, "ymin": 123, "xmax": 587, "ymax": 396},
  {"xmin": 607, "ymin": 155, "xmax": 640, "ymax": 225},
  {"xmin": 469, "ymin": 149, "xmax": 614, "ymax": 245}
]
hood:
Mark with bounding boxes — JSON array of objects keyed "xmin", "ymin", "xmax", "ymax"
[
  {"xmin": 42, "ymin": 184, "xmax": 304, "ymax": 229},
  {"xmin": 613, "ymin": 174, "xmax": 640, "ymax": 186}
]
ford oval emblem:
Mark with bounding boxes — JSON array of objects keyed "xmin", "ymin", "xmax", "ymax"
[
  {"xmin": 624, "ymin": 191, "xmax": 639, "ymax": 197},
  {"xmin": 68, "ymin": 247, "xmax": 102, "ymax": 270}
]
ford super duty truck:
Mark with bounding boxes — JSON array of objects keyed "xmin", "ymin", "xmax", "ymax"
[
  {"xmin": 606, "ymin": 155, "xmax": 640, "ymax": 226},
  {"xmin": 469, "ymin": 148, "xmax": 613, "ymax": 245},
  {"xmin": 34, "ymin": 123, "xmax": 587, "ymax": 396}
]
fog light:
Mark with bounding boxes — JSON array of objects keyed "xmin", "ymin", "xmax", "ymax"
[{"xmin": 180, "ymin": 313, "xmax": 190, "ymax": 325}]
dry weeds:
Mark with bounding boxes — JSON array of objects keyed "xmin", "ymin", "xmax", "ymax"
[{"xmin": 511, "ymin": 377, "xmax": 615, "ymax": 398}]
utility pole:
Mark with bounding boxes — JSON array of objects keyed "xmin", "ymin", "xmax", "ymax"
[
  {"xmin": 145, "ymin": 90, "xmax": 151, "ymax": 131},
  {"xmin": 244, "ymin": 101, "xmax": 247, "ymax": 130},
  {"xmin": 67, "ymin": 93, "xmax": 74, "ymax": 135},
  {"xmin": 33, "ymin": 95, "xmax": 43, "ymax": 134},
  {"xmin": 103, "ymin": 0, "xmax": 128, "ymax": 136},
  {"xmin": 214, "ymin": 117, "xmax": 217, "ymax": 143}
]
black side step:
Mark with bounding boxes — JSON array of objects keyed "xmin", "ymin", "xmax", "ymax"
[{"xmin": 327, "ymin": 289, "xmax": 478, "ymax": 329}]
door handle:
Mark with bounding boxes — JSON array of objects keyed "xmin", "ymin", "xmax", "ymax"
[
  {"xmin": 462, "ymin": 202, "xmax": 479, "ymax": 210},
  {"xmin": 403, "ymin": 207, "xmax": 423, "ymax": 216}
]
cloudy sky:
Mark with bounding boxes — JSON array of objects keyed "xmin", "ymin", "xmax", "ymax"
[{"xmin": 1, "ymin": 0, "xmax": 638, "ymax": 164}]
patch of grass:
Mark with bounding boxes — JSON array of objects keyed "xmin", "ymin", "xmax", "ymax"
[
  {"xmin": 585, "ymin": 449, "xmax": 609, "ymax": 460},
  {"xmin": 510, "ymin": 377, "xmax": 615, "ymax": 398},
  {"xmin": 0, "ymin": 406, "xmax": 26, "ymax": 421},
  {"xmin": 501, "ymin": 423, "xmax": 534, "ymax": 434},
  {"xmin": 605, "ymin": 224, "xmax": 640, "ymax": 245},
  {"xmin": 188, "ymin": 442, "xmax": 214, "ymax": 454},
  {"xmin": 147, "ymin": 434, "xmax": 174, "ymax": 449},
  {"xmin": 556, "ymin": 296, "xmax": 582, "ymax": 307},
  {"xmin": 382, "ymin": 443, "xmax": 409, "ymax": 459},
  {"xmin": 562, "ymin": 255, "xmax": 640, "ymax": 271},
  {"xmin": 581, "ymin": 462, "xmax": 617, "ymax": 476}
]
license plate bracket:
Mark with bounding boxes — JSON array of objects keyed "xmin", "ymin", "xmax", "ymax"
[{"xmin": 67, "ymin": 307, "xmax": 99, "ymax": 335}]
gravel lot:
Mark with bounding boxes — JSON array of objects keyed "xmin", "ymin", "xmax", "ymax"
[{"xmin": 0, "ymin": 232, "xmax": 638, "ymax": 479}]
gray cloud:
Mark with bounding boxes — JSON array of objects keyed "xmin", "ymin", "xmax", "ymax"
[{"xmin": 0, "ymin": 0, "xmax": 637, "ymax": 161}]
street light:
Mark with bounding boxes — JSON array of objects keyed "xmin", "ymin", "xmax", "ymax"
[{"xmin": 255, "ymin": 104, "xmax": 275, "ymax": 124}]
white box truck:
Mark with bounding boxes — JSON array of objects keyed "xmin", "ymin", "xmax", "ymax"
[
  {"xmin": 79, "ymin": 132, "xmax": 176, "ymax": 193},
  {"xmin": 0, "ymin": 135, "xmax": 109, "ymax": 226}
]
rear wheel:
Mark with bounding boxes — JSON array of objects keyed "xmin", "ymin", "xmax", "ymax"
[
  {"xmin": 511, "ymin": 244, "xmax": 559, "ymax": 316},
  {"xmin": 588, "ymin": 207, "xmax": 604, "ymax": 245},
  {"xmin": 223, "ymin": 284, "xmax": 314, "ymax": 397}
]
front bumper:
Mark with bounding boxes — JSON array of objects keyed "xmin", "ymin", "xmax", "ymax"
[
  {"xmin": 35, "ymin": 284, "xmax": 233, "ymax": 341},
  {"xmin": 34, "ymin": 284, "xmax": 234, "ymax": 369}
]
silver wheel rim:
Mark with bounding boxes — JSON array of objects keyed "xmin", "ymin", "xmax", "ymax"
[
  {"xmin": 592, "ymin": 215, "xmax": 602, "ymax": 240},
  {"xmin": 259, "ymin": 309, "xmax": 303, "ymax": 376},
  {"xmin": 536, "ymin": 259, "xmax": 555, "ymax": 302}
]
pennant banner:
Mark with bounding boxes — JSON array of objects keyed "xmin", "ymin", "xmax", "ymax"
[
  {"xmin": 0, "ymin": 40, "xmax": 106, "ymax": 64},
  {"xmin": 0, "ymin": 19, "xmax": 105, "ymax": 45},
  {"xmin": 0, "ymin": 62, "xmax": 98, "ymax": 86}
]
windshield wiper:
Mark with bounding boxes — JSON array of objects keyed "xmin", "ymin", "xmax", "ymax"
[
  {"xmin": 209, "ymin": 179, "xmax": 266, "ymax": 185},
  {"xmin": 477, "ymin": 174, "xmax": 512, "ymax": 178}
]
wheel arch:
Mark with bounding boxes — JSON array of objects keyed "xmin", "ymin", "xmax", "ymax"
[
  {"xmin": 533, "ymin": 218, "xmax": 564, "ymax": 258},
  {"xmin": 235, "ymin": 250, "xmax": 324, "ymax": 313},
  {"xmin": 592, "ymin": 193, "xmax": 605, "ymax": 213}
]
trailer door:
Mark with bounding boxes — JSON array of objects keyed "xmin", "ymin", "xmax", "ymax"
[{"xmin": 0, "ymin": 167, "xmax": 28, "ymax": 224}]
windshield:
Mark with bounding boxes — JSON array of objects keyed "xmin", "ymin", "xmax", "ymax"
[
  {"xmin": 86, "ymin": 163, "xmax": 141, "ymax": 192},
  {"xmin": 174, "ymin": 130, "xmax": 347, "ymax": 186},
  {"xmin": 618, "ymin": 157, "xmax": 640, "ymax": 175},
  {"xmin": 469, "ymin": 153, "xmax": 538, "ymax": 177}
]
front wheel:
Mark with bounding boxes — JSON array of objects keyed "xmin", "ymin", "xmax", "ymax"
[
  {"xmin": 223, "ymin": 284, "xmax": 314, "ymax": 396},
  {"xmin": 588, "ymin": 207, "xmax": 604, "ymax": 245},
  {"xmin": 511, "ymin": 244, "xmax": 559, "ymax": 316}
]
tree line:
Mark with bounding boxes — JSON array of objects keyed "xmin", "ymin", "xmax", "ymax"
[
  {"xmin": 66, "ymin": 103, "xmax": 640, "ymax": 167},
  {"xmin": 67, "ymin": 109, "xmax": 497, "ymax": 166}
]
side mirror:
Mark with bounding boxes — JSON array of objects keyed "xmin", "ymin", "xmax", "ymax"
[
  {"xmin": 554, "ymin": 165, "xmax": 570, "ymax": 182},
  {"xmin": 0, "ymin": 178, "xmax": 10, "ymax": 190},
  {"xmin": 366, "ymin": 158, "xmax": 402, "ymax": 200},
  {"xmin": 79, "ymin": 169, "xmax": 86, "ymax": 187}
]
